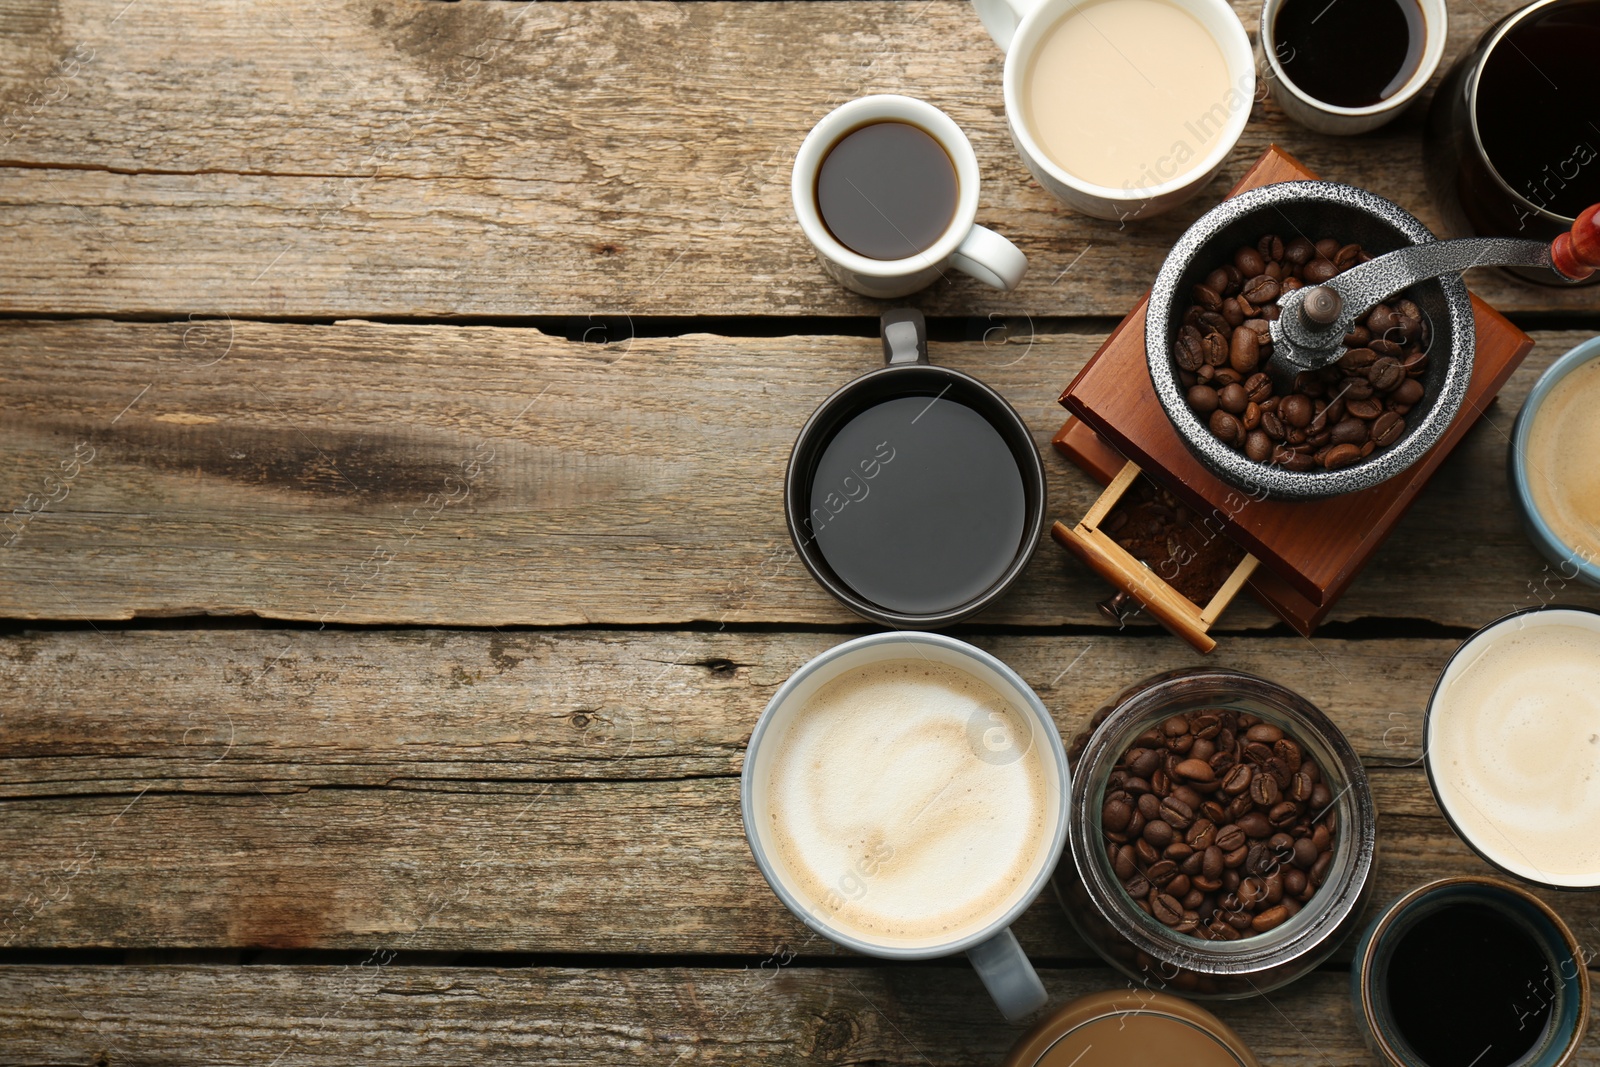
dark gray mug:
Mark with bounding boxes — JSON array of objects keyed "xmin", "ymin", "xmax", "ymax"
[{"xmin": 784, "ymin": 310, "xmax": 1047, "ymax": 627}]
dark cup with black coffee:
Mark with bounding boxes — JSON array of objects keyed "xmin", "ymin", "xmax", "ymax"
[
  {"xmin": 1425, "ymin": 0, "xmax": 1600, "ymax": 284},
  {"xmin": 1353, "ymin": 876, "xmax": 1590, "ymax": 1066},
  {"xmin": 785, "ymin": 310, "xmax": 1046, "ymax": 627}
]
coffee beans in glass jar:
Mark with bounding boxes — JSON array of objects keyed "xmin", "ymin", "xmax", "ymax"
[
  {"xmin": 1099, "ymin": 708, "xmax": 1338, "ymax": 941},
  {"xmin": 1174, "ymin": 234, "xmax": 1431, "ymax": 472}
]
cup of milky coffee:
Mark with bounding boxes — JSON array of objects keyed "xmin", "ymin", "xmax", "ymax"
[
  {"xmin": 741, "ymin": 631, "xmax": 1070, "ymax": 1020},
  {"xmin": 792, "ymin": 95, "xmax": 1028, "ymax": 299},
  {"xmin": 1425, "ymin": 607, "xmax": 1600, "ymax": 888},
  {"xmin": 1511, "ymin": 336, "xmax": 1600, "ymax": 587},
  {"xmin": 969, "ymin": 0, "xmax": 1254, "ymax": 220}
]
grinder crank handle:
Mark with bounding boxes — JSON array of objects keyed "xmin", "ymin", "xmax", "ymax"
[{"xmin": 1271, "ymin": 204, "xmax": 1600, "ymax": 383}]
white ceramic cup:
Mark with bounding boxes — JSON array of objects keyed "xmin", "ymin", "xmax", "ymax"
[
  {"xmin": 971, "ymin": 0, "xmax": 1255, "ymax": 221},
  {"xmin": 791, "ymin": 95, "xmax": 1028, "ymax": 299},
  {"xmin": 1258, "ymin": 0, "xmax": 1447, "ymax": 136},
  {"xmin": 741, "ymin": 632, "xmax": 1070, "ymax": 1020}
]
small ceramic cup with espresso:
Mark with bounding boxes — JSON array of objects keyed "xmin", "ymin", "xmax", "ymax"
[
  {"xmin": 741, "ymin": 631, "xmax": 1070, "ymax": 1020},
  {"xmin": 970, "ymin": 0, "xmax": 1253, "ymax": 220},
  {"xmin": 792, "ymin": 94, "xmax": 1028, "ymax": 299}
]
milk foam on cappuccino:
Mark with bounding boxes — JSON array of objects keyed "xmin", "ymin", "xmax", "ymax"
[
  {"xmin": 1428, "ymin": 610, "xmax": 1600, "ymax": 886},
  {"xmin": 761, "ymin": 658, "xmax": 1050, "ymax": 946}
]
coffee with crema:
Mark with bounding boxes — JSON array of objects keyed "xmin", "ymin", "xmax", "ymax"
[
  {"xmin": 759, "ymin": 659, "xmax": 1051, "ymax": 946},
  {"xmin": 1526, "ymin": 356, "xmax": 1600, "ymax": 563},
  {"xmin": 1428, "ymin": 610, "xmax": 1600, "ymax": 886}
]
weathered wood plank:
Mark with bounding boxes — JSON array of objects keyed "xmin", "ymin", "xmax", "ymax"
[
  {"xmin": 6, "ymin": 629, "xmax": 1600, "ymax": 957},
  {"xmin": 1, "ymin": 0, "xmax": 1595, "ymax": 318},
  {"xmin": 0, "ymin": 966, "xmax": 1420, "ymax": 1066},
  {"xmin": 2, "ymin": 320, "xmax": 1596, "ymax": 627}
]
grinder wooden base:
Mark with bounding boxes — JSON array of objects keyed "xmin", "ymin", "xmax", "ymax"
[{"xmin": 1053, "ymin": 145, "xmax": 1535, "ymax": 646}]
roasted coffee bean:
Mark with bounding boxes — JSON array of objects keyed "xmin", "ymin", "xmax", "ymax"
[
  {"xmin": 1192, "ymin": 283, "xmax": 1223, "ymax": 311},
  {"xmin": 1310, "ymin": 851, "xmax": 1333, "ymax": 887},
  {"xmin": 1392, "ymin": 378, "xmax": 1424, "ymax": 406},
  {"xmin": 1250, "ymin": 774, "xmax": 1281, "ymax": 807},
  {"xmin": 1241, "ymin": 372, "xmax": 1272, "ymax": 405},
  {"xmin": 1238, "ymin": 875, "xmax": 1266, "ymax": 907},
  {"xmin": 1245, "ymin": 723, "xmax": 1283, "ymax": 744},
  {"xmin": 1245, "ymin": 842, "xmax": 1272, "ymax": 876},
  {"xmin": 1160, "ymin": 797, "xmax": 1196, "ymax": 828},
  {"xmin": 1366, "ymin": 304, "xmax": 1397, "ymax": 336},
  {"xmin": 1329, "ymin": 417, "xmax": 1368, "ymax": 446},
  {"xmin": 1229, "ymin": 329, "xmax": 1260, "ymax": 375},
  {"xmin": 1284, "ymin": 236, "xmax": 1314, "ymax": 265},
  {"xmin": 1276, "ymin": 393, "xmax": 1310, "ymax": 429},
  {"xmin": 1234, "ymin": 246, "xmax": 1265, "ymax": 277},
  {"xmin": 1128, "ymin": 748, "xmax": 1162, "ymax": 778},
  {"xmin": 1289, "ymin": 771, "xmax": 1314, "ymax": 803},
  {"xmin": 1322, "ymin": 443, "xmax": 1362, "ymax": 470},
  {"xmin": 1125, "ymin": 874, "xmax": 1152, "ymax": 899},
  {"xmin": 1103, "ymin": 795, "xmax": 1133, "ymax": 832},
  {"xmin": 1303, "ymin": 258, "xmax": 1338, "ymax": 284},
  {"xmin": 1202, "ymin": 844, "xmax": 1224, "ymax": 880},
  {"xmin": 1218, "ymin": 763, "xmax": 1253, "ymax": 797},
  {"xmin": 1152, "ymin": 892, "xmax": 1184, "ymax": 926},
  {"xmin": 1236, "ymin": 811, "xmax": 1271, "ymax": 838},
  {"xmin": 1343, "ymin": 324, "xmax": 1371, "ymax": 347},
  {"xmin": 1186, "ymin": 384, "xmax": 1219, "ymax": 415},
  {"xmin": 1368, "ymin": 356, "xmax": 1404, "ymax": 392},
  {"xmin": 1372, "ymin": 411, "xmax": 1405, "ymax": 447},
  {"xmin": 1114, "ymin": 844, "xmax": 1138, "ymax": 880},
  {"xmin": 1273, "ymin": 739, "xmax": 1302, "ymax": 771},
  {"xmin": 1338, "ymin": 347, "xmax": 1377, "ymax": 374},
  {"xmin": 1217, "ymin": 382, "xmax": 1248, "ymax": 415},
  {"xmin": 1209, "ymin": 409, "xmax": 1243, "ymax": 447},
  {"xmin": 1292, "ymin": 837, "xmax": 1318, "ymax": 870},
  {"xmin": 1137, "ymin": 793, "xmax": 1162, "ymax": 822},
  {"xmin": 1345, "ymin": 396, "xmax": 1383, "ymax": 420},
  {"xmin": 1269, "ymin": 801, "xmax": 1302, "ymax": 829},
  {"xmin": 1244, "ymin": 430, "xmax": 1272, "ymax": 462},
  {"xmin": 1284, "ymin": 868, "xmax": 1308, "ymax": 897},
  {"xmin": 1166, "ymin": 873, "xmax": 1191, "ymax": 898},
  {"xmin": 1214, "ymin": 824, "xmax": 1246, "ymax": 852},
  {"xmin": 1146, "ymin": 859, "xmax": 1179, "ymax": 886},
  {"xmin": 1201, "ymin": 800, "xmax": 1228, "ymax": 824},
  {"xmin": 1241, "ymin": 274, "xmax": 1280, "ymax": 305},
  {"xmin": 1252, "ymin": 905, "xmax": 1290, "ymax": 932}
]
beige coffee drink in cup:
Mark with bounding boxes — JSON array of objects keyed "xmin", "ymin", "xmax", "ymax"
[
  {"xmin": 1426, "ymin": 608, "xmax": 1600, "ymax": 888},
  {"xmin": 1524, "ymin": 355, "xmax": 1600, "ymax": 564},
  {"xmin": 742, "ymin": 632, "xmax": 1070, "ymax": 1020},
  {"xmin": 972, "ymin": 0, "xmax": 1254, "ymax": 220},
  {"xmin": 762, "ymin": 658, "xmax": 1050, "ymax": 945}
]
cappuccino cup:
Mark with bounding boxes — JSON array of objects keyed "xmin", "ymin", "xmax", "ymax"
[
  {"xmin": 792, "ymin": 95, "xmax": 1028, "ymax": 298},
  {"xmin": 741, "ymin": 632, "xmax": 1070, "ymax": 1020},
  {"xmin": 970, "ymin": 0, "xmax": 1254, "ymax": 220}
]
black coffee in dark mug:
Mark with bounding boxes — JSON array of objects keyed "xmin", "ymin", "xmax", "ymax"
[{"xmin": 785, "ymin": 310, "xmax": 1046, "ymax": 627}]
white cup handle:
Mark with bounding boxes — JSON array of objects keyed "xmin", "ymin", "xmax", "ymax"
[
  {"xmin": 951, "ymin": 224, "xmax": 1028, "ymax": 291},
  {"xmin": 967, "ymin": 926, "xmax": 1048, "ymax": 1020},
  {"xmin": 971, "ymin": 0, "xmax": 1043, "ymax": 51}
]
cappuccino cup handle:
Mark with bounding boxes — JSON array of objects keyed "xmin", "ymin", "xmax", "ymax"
[
  {"xmin": 951, "ymin": 225, "xmax": 1028, "ymax": 291},
  {"xmin": 970, "ymin": 0, "xmax": 1044, "ymax": 51},
  {"xmin": 966, "ymin": 927, "xmax": 1048, "ymax": 1021}
]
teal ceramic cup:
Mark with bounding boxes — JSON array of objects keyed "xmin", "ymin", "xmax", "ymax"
[
  {"xmin": 1510, "ymin": 335, "xmax": 1600, "ymax": 587},
  {"xmin": 1352, "ymin": 876, "xmax": 1590, "ymax": 1067}
]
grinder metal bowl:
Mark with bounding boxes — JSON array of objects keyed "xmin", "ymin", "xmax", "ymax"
[{"xmin": 1146, "ymin": 181, "xmax": 1474, "ymax": 499}]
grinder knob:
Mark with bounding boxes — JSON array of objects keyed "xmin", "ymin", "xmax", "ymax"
[{"xmin": 1550, "ymin": 205, "xmax": 1600, "ymax": 282}]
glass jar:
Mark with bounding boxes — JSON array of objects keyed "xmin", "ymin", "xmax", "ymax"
[{"xmin": 1056, "ymin": 668, "xmax": 1377, "ymax": 998}]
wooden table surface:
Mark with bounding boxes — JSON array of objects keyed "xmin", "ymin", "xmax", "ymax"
[{"xmin": 3, "ymin": 0, "xmax": 1599, "ymax": 1062}]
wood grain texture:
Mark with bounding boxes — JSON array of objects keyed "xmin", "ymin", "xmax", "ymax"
[
  {"xmin": 6, "ymin": 628, "xmax": 1600, "ymax": 958},
  {"xmin": 1, "ymin": 0, "xmax": 1596, "ymax": 318},
  {"xmin": 0, "ymin": 966, "xmax": 1438, "ymax": 1066},
  {"xmin": 2, "ymin": 319, "xmax": 1597, "ymax": 628}
]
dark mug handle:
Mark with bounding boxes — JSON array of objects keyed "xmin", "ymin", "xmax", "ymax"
[{"xmin": 881, "ymin": 309, "xmax": 928, "ymax": 366}]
